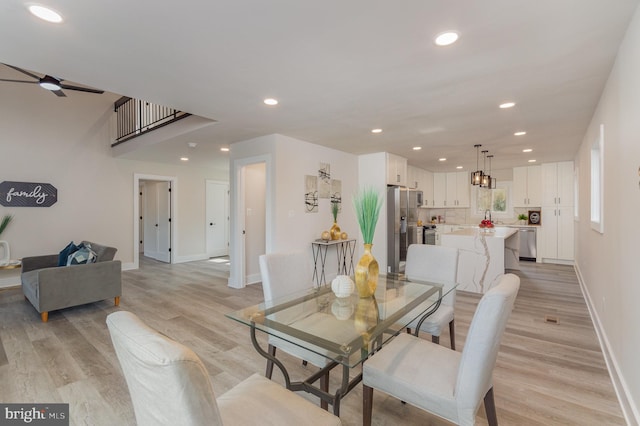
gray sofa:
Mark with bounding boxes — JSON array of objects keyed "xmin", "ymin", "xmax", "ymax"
[{"xmin": 21, "ymin": 241, "xmax": 122, "ymax": 322}]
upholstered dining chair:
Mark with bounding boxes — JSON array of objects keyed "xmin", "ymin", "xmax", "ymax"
[
  {"xmin": 402, "ymin": 244, "xmax": 459, "ymax": 349},
  {"xmin": 362, "ymin": 273, "xmax": 520, "ymax": 426},
  {"xmin": 106, "ymin": 311, "xmax": 341, "ymax": 426},
  {"xmin": 259, "ymin": 251, "xmax": 332, "ymax": 405}
]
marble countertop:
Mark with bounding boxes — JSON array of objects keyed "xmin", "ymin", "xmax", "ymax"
[
  {"xmin": 443, "ymin": 227, "xmax": 519, "ymax": 239},
  {"xmin": 436, "ymin": 223, "xmax": 540, "ymax": 228}
]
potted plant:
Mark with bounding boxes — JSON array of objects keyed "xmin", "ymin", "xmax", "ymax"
[
  {"xmin": 517, "ymin": 213, "xmax": 528, "ymax": 225},
  {"xmin": 0, "ymin": 215, "xmax": 13, "ymax": 264},
  {"xmin": 352, "ymin": 188, "xmax": 383, "ymax": 298},
  {"xmin": 330, "ymin": 201, "xmax": 341, "ymax": 240}
]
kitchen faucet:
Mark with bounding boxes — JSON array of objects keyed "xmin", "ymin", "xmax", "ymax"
[{"xmin": 484, "ymin": 209, "xmax": 492, "ymax": 223}]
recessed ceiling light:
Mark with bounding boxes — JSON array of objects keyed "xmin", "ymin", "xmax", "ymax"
[
  {"xmin": 514, "ymin": 131, "xmax": 526, "ymax": 136},
  {"xmin": 528, "ymin": 159, "xmax": 536, "ymax": 163},
  {"xmin": 28, "ymin": 5, "xmax": 63, "ymax": 23},
  {"xmin": 371, "ymin": 128, "xmax": 382, "ymax": 134},
  {"xmin": 434, "ymin": 31, "xmax": 459, "ymax": 46},
  {"xmin": 263, "ymin": 98, "xmax": 278, "ymax": 106},
  {"xmin": 522, "ymin": 148, "xmax": 533, "ymax": 153},
  {"xmin": 180, "ymin": 157, "xmax": 189, "ymax": 162},
  {"xmin": 499, "ymin": 102, "xmax": 516, "ymax": 109},
  {"xmin": 413, "ymin": 146, "xmax": 422, "ymax": 151},
  {"xmin": 187, "ymin": 142, "xmax": 198, "ymax": 148},
  {"xmin": 220, "ymin": 147, "xmax": 230, "ymax": 152},
  {"xmin": 439, "ymin": 158, "xmax": 446, "ymax": 162},
  {"xmin": 456, "ymin": 166, "xmax": 463, "ymax": 169}
]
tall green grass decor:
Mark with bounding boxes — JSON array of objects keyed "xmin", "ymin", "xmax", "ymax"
[
  {"xmin": 353, "ymin": 188, "xmax": 382, "ymax": 297},
  {"xmin": 0, "ymin": 215, "xmax": 13, "ymax": 238},
  {"xmin": 353, "ymin": 188, "xmax": 382, "ymax": 244}
]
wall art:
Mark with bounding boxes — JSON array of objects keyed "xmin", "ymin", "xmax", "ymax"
[
  {"xmin": 0, "ymin": 181, "xmax": 58, "ymax": 207},
  {"xmin": 318, "ymin": 162, "xmax": 331, "ymax": 198},
  {"xmin": 304, "ymin": 175, "xmax": 318, "ymax": 213},
  {"xmin": 331, "ymin": 179, "xmax": 342, "ymax": 212}
]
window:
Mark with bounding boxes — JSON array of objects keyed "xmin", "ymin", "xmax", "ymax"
[
  {"xmin": 590, "ymin": 124, "xmax": 604, "ymax": 233},
  {"xmin": 474, "ymin": 181, "xmax": 512, "ymax": 218}
]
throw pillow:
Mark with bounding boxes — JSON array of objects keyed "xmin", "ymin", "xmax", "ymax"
[
  {"xmin": 58, "ymin": 241, "xmax": 79, "ymax": 266},
  {"xmin": 67, "ymin": 243, "xmax": 97, "ymax": 265}
]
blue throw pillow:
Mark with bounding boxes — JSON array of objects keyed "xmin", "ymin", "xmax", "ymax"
[
  {"xmin": 67, "ymin": 243, "xmax": 97, "ymax": 265},
  {"xmin": 58, "ymin": 241, "xmax": 78, "ymax": 266}
]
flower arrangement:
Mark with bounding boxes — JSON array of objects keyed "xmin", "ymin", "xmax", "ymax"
[
  {"xmin": 0, "ymin": 215, "xmax": 12, "ymax": 238},
  {"xmin": 352, "ymin": 188, "xmax": 382, "ymax": 244}
]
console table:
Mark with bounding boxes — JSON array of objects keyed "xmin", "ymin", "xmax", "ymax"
[{"xmin": 311, "ymin": 239, "xmax": 356, "ymax": 286}]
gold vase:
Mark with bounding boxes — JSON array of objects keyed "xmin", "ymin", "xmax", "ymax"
[
  {"xmin": 354, "ymin": 243, "xmax": 378, "ymax": 298},
  {"xmin": 330, "ymin": 221, "xmax": 341, "ymax": 240},
  {"xmin": 354, "ymin": 296, "xmax": 379, "ymax": 345}
]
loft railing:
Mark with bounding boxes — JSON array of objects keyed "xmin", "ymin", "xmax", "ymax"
[{"xmin": 112, "ymin": 96, "xmax": 191, "ymax": 146}]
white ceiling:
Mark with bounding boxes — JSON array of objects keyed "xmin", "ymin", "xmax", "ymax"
[{"xmin": 0, "ymin": 0, "xmax": 638, "ymax": 173}]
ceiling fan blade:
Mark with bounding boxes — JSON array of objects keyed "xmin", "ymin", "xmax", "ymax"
[
  {"xmin": 2, "ymin": 63, "xmax": 40, "ymax": 80},
  {"xmin": 59, "ymin": 83, "xmax": 104, "ymax": 94},
  {"xmin": 0, "ymin": 78, "xmax": 38, "ymax": 84},
  {"xmin": 52, "ymin": 90, "xmax": 67, "ymax": 97}
]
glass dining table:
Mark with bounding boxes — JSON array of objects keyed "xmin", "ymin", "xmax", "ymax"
[{"xmin": 225, "ymin": 275, "xmax": 454, "ymax": 416}]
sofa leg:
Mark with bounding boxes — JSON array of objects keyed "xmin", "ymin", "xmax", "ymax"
[
  {"xmin": 115, "ymin": 296, "xmax": 120, "ymax": 306},
  {"xmin": 41, "ymin": 312, "xmax": 49, "ymax": 323}
]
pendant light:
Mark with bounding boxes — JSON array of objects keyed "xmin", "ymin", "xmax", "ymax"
[
  {"xmin": 470, "ymin": 144, "xmax": 483, "ymax": 185},
  {"xmin": 487, "ymin": 154, "xmax": 497, "ymax": 188},
  {"xmin": 480, "ymin": 150, "xmax": 490, "ymax": 187}
]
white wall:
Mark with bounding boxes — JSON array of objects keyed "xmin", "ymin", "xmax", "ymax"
[
  {"xmin": 574, "ymin": 6, "xmax": 640, "ymax": 423},
  {"xmin": 0, "ymin": 88, "xmax": 227, "ymax": 287},
  {"xmin": 244, "ymin": 162, "xmax": 266, "ymax": 284},
  {"xmin": 228, "ymin": 134, "xmax": 359, "ymax": 288}
]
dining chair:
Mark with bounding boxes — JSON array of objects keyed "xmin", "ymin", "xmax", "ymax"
[
  {"xmin": 403, "ymin": 244, "xmax": 459, "ymax": 349},
  {"xmin": 362, "ymin": 273, "xmax": 520, "ymax": 426},
  {"xmin": 259, "ymin": 251, "xmax": 331, "ymax": 405},
  {"xmin": 106, "ymin": 311, "xmax": 342, "ymax": 426}
]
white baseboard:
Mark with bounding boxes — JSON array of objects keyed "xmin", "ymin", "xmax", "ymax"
[
  {"xmin": 174, "ymin": 253, "xmax": 209, "ymax": 264},
  {"xmin": 574, "ymin": 264, "xmax": 639, "ymax": 425},
  {"xmin": 246, "ymin": 272, "xmax": 261, "ymax": 285},
  {"xmin": 0, "ymin": 275, "xmax": 20, "ymax": 289}
]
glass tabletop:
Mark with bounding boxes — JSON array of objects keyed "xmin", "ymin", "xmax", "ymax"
[{"xmin": 226, "ymin": 275, "xmax": 454, "ymax": 368}]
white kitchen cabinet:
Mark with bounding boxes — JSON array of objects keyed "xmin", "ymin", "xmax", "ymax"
[
  {"xmin": 386, "ymin": 153, "xmax": 407, "ymax": 186},
  {"xmin": 445, "ymin": 172, "xmax": 470, "ymax": 207},
  {"xmin": 407, "ymin": 165, "xmax": 418, "ymax": 189},
  {"xmin": 540, "ymin": 206, "xmax": 574, "ymax": 261},
  {"xmin": 512, "ymin": 165, "xmax": 541, "ymax": 207},
  {"xmin": 433, "ymin": 173, "xmax": 446, "ymax": 207},
  {"xmin": 541, "ymin": 161, "xmax": 573, "ymax": 207},
  {"xmin": 422, "ymin": 170, "xmax": 434, "ymax": 207},
  {"xmin": 540, "ymin": 161, "xmax": 574, "ymax": 262}
]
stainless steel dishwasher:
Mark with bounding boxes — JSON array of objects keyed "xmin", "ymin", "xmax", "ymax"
[{"xmin": 518, "ymin": 227, "xmax": 537, "ymax": 261}]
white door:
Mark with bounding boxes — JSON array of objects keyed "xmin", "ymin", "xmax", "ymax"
[
  {"xmin": 206, "ymin": 180, "xmax": 229, "ymax": 257},
  {"xmin": 156, "ymin": 181, "xmax": 171, "ymax": 263},
  {"xmin": 143, "ymin": 183, "xmax": 159, "ymax": 259},
  {"xmin": 143, "ymin": 181, "xmax": 171, "ymax": 263}
]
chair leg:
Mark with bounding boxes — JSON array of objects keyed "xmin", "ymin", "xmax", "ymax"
[
  {"xmin": 40, "ymin": 312, "xmax": 48, "ymax": 323},
  {"xmin": 114, "ymin": 296, "xmax": 120, "ymax": 306},
  {"xmin": 363, "ymin": 384, "xmax": 374, "ymax": 426},
  {"xmin": 265, "ymin": 344, "xmax": 276, "ymax": 379},
  {"xmin": 431, "ymin": 335, "xmax": 440, "ymax": 345},
  {"xmin": 449, "ymin": 319, "xmax": 456, "ymax": 350},
  {"xmin": 484, "ymin": 387, "xmax": 498, "ymax": 426},
  {"xmin": 320, "ymin": 371, "xmax": 329, "ymax": 410}
]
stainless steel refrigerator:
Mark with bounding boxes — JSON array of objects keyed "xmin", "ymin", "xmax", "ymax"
[{"xmin": 387, "ymin": 186, "xmax": 423, "ymax": 274}]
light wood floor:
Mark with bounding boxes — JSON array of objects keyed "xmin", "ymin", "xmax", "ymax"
[{"xmin": 0, "ymin": 258, "xmax": 625, "ymax": 425}]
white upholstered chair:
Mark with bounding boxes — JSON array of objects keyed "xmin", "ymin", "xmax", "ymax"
[
  {"xmin": 259, "ymin": 251, "xmax": 332, "ymax": 407},
  {"xmin": 106, "ymin": 311, "xmax": 341, "ymax": 426},
  {"xmin": 363, "ymin": 273, "xmax": 520, "ymax": 426},
  {"xmin": 402, "ymin": 244, "xmax": 459, "ymax": 349}
]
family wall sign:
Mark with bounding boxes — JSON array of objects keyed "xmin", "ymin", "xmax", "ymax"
[{"xmin": 0, "ymin": 181, "xmax": 58, "ymax": 207}]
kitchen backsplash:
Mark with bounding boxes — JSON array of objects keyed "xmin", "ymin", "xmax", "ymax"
[{"xmin": 419, "ymin": 207, "xmax": 541, "ymax": 225}]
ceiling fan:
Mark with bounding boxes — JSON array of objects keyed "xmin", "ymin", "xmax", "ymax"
[{"xmin": 0, "ymin": 63, "xmax": 104, "ymax": 97}]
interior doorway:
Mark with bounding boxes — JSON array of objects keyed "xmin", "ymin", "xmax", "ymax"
[
  {"xmin": 134, "ymin": 174, "xmax": 177, "ymax": 269},
  {"xmin": 206, "ymin": 180, "xmax": 230, "ymax": 258},
  {"xmin": 229, "ymin": 155, "xmax": 272, "ymax": 289}
]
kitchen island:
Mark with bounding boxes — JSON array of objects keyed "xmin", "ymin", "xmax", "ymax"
[{"xmin": 441, "ymin": 226, "xmax": 519, "ymax": 294}]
